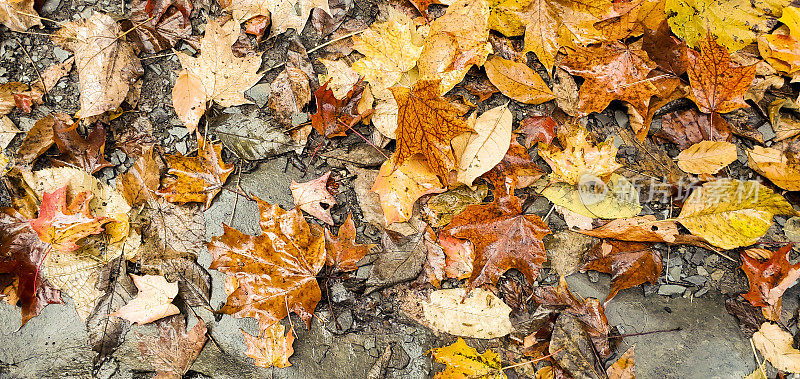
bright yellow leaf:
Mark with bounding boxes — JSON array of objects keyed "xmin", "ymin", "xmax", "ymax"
[{"xmin": 430, "ymin": 338, "xmax": 506, "ymax": 379}]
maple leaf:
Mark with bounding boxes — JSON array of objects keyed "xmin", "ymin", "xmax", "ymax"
[
  {"xmin": 655, "ymin": 109, "xmax": 731, "ymax": 150},
  {"xmin": 53, "ymin": 13, "xmax": 143, "ymax": 118},
  {"xmin": 758, "ymin": 33, "xmax": 800, "ymax": 74},
  {"xmin": 173, "ymin": 18, "xmax": 263, "ymax": 132},
  {"xmin": 453, "ymin": 104, "xmax": 513, "ymax": 186},
  {"xmin": 483, "ymin": 56, "xmax": 554, "ymax": 104},
  {"xmin": 392, "ymin": 80, "xmax": 473, "ymax": 180},
  {"xmin": 676, "ymin": 141, "xmax": 737, "ymax": 175},
  {"xmin": 110, "ymin": 274, "xmax": 180, "ymax": 324},
  {"xmin": 372, "ymin": 153, "xmax": 445, "ymax": 226},
  {"xmin": 136, "ymin": 316, "xmax": 208, "ymax": 377},
  {"xmin": 642, "ymin": 19, "xmax": 689, "ymax": 76},
  {"xmin": 538, "ymin": 125, "xmax": 622, "ymax": 186},
  {"xmin": 119, "ymin": 145, "xmax": 164, "ymax": 207},
  {"xmin": 325, "ymin": 213, "xmax": 375, "ymax": 272},
  {"xmin": 29, "ymin": 186, "xmax": 110, "ymax": 252},
  {"xmin": 124, "ymin": 0, "xmax": 195, "ymax": 54},
  {"xmin": 516, "ymin": 115, "xmax": 556, "ymax": 148},
  {"xmin": 0, "ymin": 0, "xmax": 42, "ymax": 32},
  {"xmin": 583, "ymin": 240, "xmax": 663, "ymax": 302},
  {"xmin": 594, "ymin": 0, "xmax": 664, "ymax": 40},
  {"xmin": 481, "ymin": 139, "xmax": 543, "ymax": 197},
  {"xmin": 290, "ymin": 171, "xmax": 337, "ymax": 225},
  {"xmin": 227, "ymin": 0, "xmax": 329, "ymax": 35},
  {"xmin": 686, "ymin": 35, "xmax": 756, "ymax": 114},
  {"xmin": 156, "ymin": 135, "xmax": 235, "ymax": 210},
  {"xmin": 741, "ymin": 245, "xmax": 800, "ymax": 321},
  {"xmin": 208, "ymin": 200, "xmax": 325, "ymax": 328},
  {"xmin": 748, "ymin": 146, "xmax": 800, "ymax": 191},
  {"xmin": 51, "ymin": 121, "xmax": 114, "ymax": 174},
  {"xmin": 310, "ymin": 78, "xmax": 368, "ymax": 138},
  {"xmin": 443, "ymin": 195, "xmax": 550, "ymax": 290},
  {"xmin": 241, "ymin": 323, "xmax": 295, "ymax": 368},
  {"xmin": 0, "ymin": 208, "xmax": 63, "ymax": 326},
  {"xmin": 561, "ymin": 40, "xmax": 677, "ymax": 118},
  {"xmin": 430, "ymin": 338, "xmax": 504, "ymax": 379}
]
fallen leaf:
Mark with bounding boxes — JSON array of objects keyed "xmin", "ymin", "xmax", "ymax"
[
  {"xmin": 482, "ymin": 139, "xmax": 543, "ymax": 196},
  {"xmin": 366, "ymin": 229, "xmax": 428, "ymax": 292},
  {"xmin": 744, "ymin": 363, "xmax": 768, "ymax": 379},
  {"xmin": 311, "ymin": 78, "xmax": 368, "ymax": 138},
  {"xmin": 443, "ymin": 195, "xmax": 550, "ymax": 290},
  {"xmin": 173, "ymin": 18, "xmax": 263, "ymax": 131},
  {"xmin": 759, "ymin": 33, "xmax": 800, "ymax": 74},
  {"xmin": 516, "ymin": 115, "xmax": 556, "ymax": 148},
  {"xmin": 139, "ymin": 257, "xmax": 212, "ymax": 308},
  {"xmin": 15, "ymin": 114, "xmax": 73, "ymax": 168},
  {"xmin": 546, "ymin": 230, "xmax": 598, "ymax": 277},
  {"xmin": 607, "ymin": 346, "xmax": 635, "ymax": 379},
  {"xmin": 86, "ymin": 257, "xmax": 134, "ymax": 359},
  {"xmin": 422, "ymin": 287, "xmax": 513, "ymax": 339},
  {"xmin": 656, "ymin": 109, "xmax": 731, "ymax": 150},
  {"xmin": 642, "ymin": 20, "xmax": 688, "ymax": 75},
  {"xmin": 725, "ymin": 297, "xmax": 768, "ymax": 338},
  {"xmin": 541, "ymin": 173, "xmax": 642, "ymax": 219},
  {"xmin": 665, "ymin": 0, "xmax": 784, "ymax": 52},
  {"xmin": 686, "ymin": 35, "xmax": 757, "ymax": 114},
  {"xmin": 0, "ymin": 208, "xmax": 63, "ymax": 326},
  {"xmin": 596, "ymin": 0, "xmax": 665, "ymax": 40},
  {"xmin": 51, "ymin": 121, "xmax": 114, "ymax": 174},
  {"xmin": 752, "ymin": 322, "xmax": 800, "ymax": 374},
  {"xmin": 583, "ymin": 240, "xmax": 663, "ymax": 302},
  {"xmin": 767, "ymin": 98, "xmax": 800, "ymax": 141},
  {"xmin": 268, "ymin": 67, "xmax": 311, "ymax": 126},
  {"xmin": 53, "ymin": 13, "xmax": 143, "ymax": 118},
  {"xmin": 0, "ymin": 116, "xmax": 20, "ymax": 149},
  {"xmin": 228, "ymin": 0, "xmax": 329, "ymax": 35},
  {"xmin": 124, "ymin": 0, "xmax": 195, "ymax": 54},
  {"xmin": 484, "ymin": 56, "xmax": 554, "ymax": 104},
  {"xmin": 156, "ymin": 135, "xmax": 235, "ymax": 210},
  {"xmin": 136, "ymin": 316, "xmax": 208, "ymax": 377},
  {"xmin": 464, "ymin": 75, "xmax": 500, "ymax": 102},
  {"xmin": 214, "ymin": 111, "xmax": 299, "ymax": 161},
  {"xmin": 549, "ymin": 313, "xmax": 608, "ymax": 379},
  {"xmin": 325, "ymin": 213, "xmax": 374, "ymax": 272},
  {"xmin": 439, "ymin": 233, "xmax": 474, "ymax": 280},
  {"xmin": 430, "ymin": 338, "xmax": 505, "ymax": 379},
  {"xmin": 241, "ymin": 322, "xmax": 294, "ymax": 368},
  {"xmin": 558, "ymin": 205, "xmax": 593, "ymax": 230},
  {"xmin": 677, "ymin": 179, "xmax": 798, "ymax": 250},
  {"xmin": 453, "ymin": 104, "xmax": 513, "ymax": 186},
  {"xmin": 422, "ymin": 184, "xmax": 487, "ymax": 228},
  {"xmin": 110, "ymin": 274, "xmax": 180, "ymax": 325},
  {"xmin": 748, "ymin": 145, "xmax": 800, "ymax": 191},
  {"xmin": 539, "ymin": 125, "xmax": 622, "ymax": 185},
  {"xmin": 421, "ymin": 227, "xmax": 446, "ymax": 287},
  {"xmin": 27, "ymin": 58, "xmax": 75, "ymax": 104},
  {"xmin": 577, "ymin": 215, "xmax": 678, "ymax": 243},
  {"xmin": 372, "ymin": 153, "xmax": 445, "ymax": 226},
  {"xmin": 741, "ymin": 244, "xmax": 800, "ymax": 321},
  {"xmin": 30, "ymin": 186, "xmax": 110, "ymax": 252},
  {"xmin": 676, "ymin": 140, "xmax": 737, "ymax": 175},
  {"xmin": 0, "ymin": 82, "xmax": 28, "ymax": 116},
  {"xmin": 0, "ymin": 0, "xmax": 42, "ymax": 31},
  {"xmin": 291, "ymin": 171, "xmax": 336, "ymax": 225},
  {"xmin": 119, "ymin": 145, "xmax": 163, "ymax": 207},
  {"xmin": 136, "ymin": 198, "xmax": 205, "ymax": 261},
  {"xmin": 208, "ymin": 200, "xmax": 325, "ymax": 328},
  {"xmin": 317, "ymin": 58, "xmax": 361, "ymax": 100}
]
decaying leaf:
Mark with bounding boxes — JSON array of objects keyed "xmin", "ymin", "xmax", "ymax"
[
  {"xmin": 583, "ymin": 240, "xmax": 663, "ymax": 302},
  {"xmin": 516, "ymin": 115, "xmax": 556, "ymax": 148},
  {"xmin": 752, "ymin": 322, "xmax": 800, "ymax": 374},
  {"xmin": 291, "ymin": 171, "xmax": 336, "ymax": 225},
  {"xmin": 430, "ymin": 338, "xmax": 505, "ymax": 379},
  {"xmin": 227, "ymin": 0, "xmax": 329, "ymax": 35},
  {"xmin": 110, "ymin": 274, "xmax": 180, "ymax": 325},
  {"xmin": 741, "ymin": 244, "xmax": 800, "ymax": 321},
  {"xmin": 157, "ymin": 135, "xmax": 235, "ymax": 210},
  {"xmin": 214, "ymin": 111, "xmax": 299, "ymax": 161},
  {"xmin": 268, "ymin": 67, "xmax": 311, "ymax": 127},
  {"xmin": 366, "ymin": 229, "xmax": 427, "ymax": 291},
  {"xmin": 124, "ymin": 0, "xmax": 195, "ymax": 54},
  {"xmin": 676, "ymin": 141, "xmax": 737, "ymax": 175},
  {"xmin": 311, "ymin": 78, "xmax": 368, "ymax": 138},
  {"xmin": 0, "ymin": 0, "xmax": 42, "ymax": 32},
  {"xmin": 421, "ymin": 287, "xmax": 513, "ymax": 339},
  {"xmin": 136, "ymin": 316, "xmax": 208, "ymax": 377},
  {"xmin": 241, "ymin": 323, "xmax": 295, "ymax": 368},
  {"xmin": 607, "ymin": 346, "xmax": 635, "ymax": 379},
  {"xmin": 51, "ymin": 122, "xmax": 114, "ymax": 174},
  {"xmin": 656, "ymin": 109, "xmax": 731, "ymax": 150},
  {"xmin": 541, "ymin": 173, "xmax": 642, "ymax": 219},
  {"xmin": 482, "ymin": 139, "xmax": 543, "ymax": 196},
  {"xmin": 577, "ymin": 215, "xmax": 678, "ymax": 243},
  {"xmin": 549, "ymin": 313, "xmax": 608, "ymax": 379},
  {"xmin": 325, "ymin": 213, "xmax": 374, "ymax": 272},
  {"xmin": 422, "ymin": 185, "xmax": 487, "ymax": 228},
  {"xmin": 372, "ymin": 153, "xmax": 445, "ymax": 226}
]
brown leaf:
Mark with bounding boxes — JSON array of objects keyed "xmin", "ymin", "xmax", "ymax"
[
  {"xmin": 123, "ymin": 0, "xmax": 195, "ymax": 54},
  {"xmin": 291, "ymin": 171, "xmax": 336, "ymax": 225},
  {"xmin": 208, "ymin": 200, "xmax": 325, "ymax": 328},
  {"xmin": 268, "ymin": 67, "xmax": 311, "ymax": 126},
  {"xmin": 686, "ymin": 35, "xmax": 756, "ymax": 114},
  {"xmin": 136, "ymin": 198, "xmax": 205, "ymax": 261},
  {"xmin": 481, "ymin": 139, "xmax": 543, "ymax": 197},
  {"xmin": 0, "ymin": 82, "xmax": 28, "ymax": 116},
  {"xmin": 325, "ymin": 213, "xmax": 374, "ymax": 272},
  {"xmin": 28, "ymin": 58, "xmax": 75, "ymax": 104},
  {"xmin": 549, "ymin": 313, "xmax": 609, "ymax": 379},
  {"xmin": 516, "ymin": 115, "xmax": 556, "ymax": 148},
  {"xmin": 583, "ymin": 240, "xmax": 663, "ymax": 302},
  {"xmin": 642, "ymin": 20, "xmax": 688, "ymax": 75},
  {"xmin": 725, "ymin": 297, "xmax": 768, "ymax": 338},
  {"xmin": 741, "ymin": 244, "xmax": 800, "ymax": 321},
  {"xmin": 136, "ymin": 316, "xmax": 207, "ymax": 377},
  {"xmin": 392, "ymin": 79, "xmax": 473, "ymax": 180},
  {"xmin": 656, "ymin": 109, "xmax": 731, "ymax": 150},
  {"xmin": 484, "ymin": 56, "xmax": 555, "ymax": 104},
  {"xmin": 463, "ymin": 75, "xmax": 499, "ymax": 102},
  {"xmin": 310, "ymin": 78, "xmax": 368, "ymax": 138},
  {"xmin": 366, "ymin": 229, "xmax": 428, "ymax": 292},
  {"xmin": 577, "ymin": 215, "xmax": 678, "ymax": 243},
  {"xmin": 607, "ymin": 345, "xmax": 635, "ymax": 379},
  {"xmin": 420, "ymin": 226, "xmax": 446, "ymax": 287},
  {"xmin": 156, "ymin": 135, "xmax": 234, "ymax": 209},
  {"xmin": 0, "ymin": 0, "xmax": 41, "ymax": 32},
  {"xmin": 52, "ymin": 121, "xmax": 114, "ymax": 174},
  {"xmin": 16, "ymin": 113, "xmax": 72, "ymax": 167},
  {"xmin": 119, "ymin": 145, "xmax": 164, "ymax": 207},
  {"xmin": 443, "ymin": 196, "xmax": 550, "ymax": 290}
]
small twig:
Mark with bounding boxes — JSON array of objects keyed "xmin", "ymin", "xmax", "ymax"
[
  {"xmin": 607, "ymin": 327, "xmax": 682, "ymax": 339},
  {"xmin": 307, "ymin": 30, "xmax": 365, "ymax": 54},
  {"xmin": 501, "ymin": 348, "xmax": 564, "ymax": 371},
  {"xmin": 141, "ymin": 51, "xmax": 176, "ymax": 60},
  {"xmin": 14, "ymin": 38, "xmax": 47, "ymax": 102}
]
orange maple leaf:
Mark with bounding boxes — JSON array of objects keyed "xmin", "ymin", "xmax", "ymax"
[
  {"xmin": 582, "ymin": 240, "xmax": 663, "ymax": 302},
  {"xmin": 324, "ymin": 213, "xmax": 375, "ymax": 272},
  {"xmin": 310, "ymin": 78, "xmax": 369, "ymax": 138},
  {"xmin": 29, "ymin": 185, "xmax": 110, "ymax": 252},
  {"xmin": 157, "ymin": 135, "xmax": 234, "ymax": 209},
  {"xmin": 686, "ymin": 35, "xmax": 756, "ymax": 114},
  {"xmin": 391, "ymin": 80, "xmax": 473, "ymax": 180}
]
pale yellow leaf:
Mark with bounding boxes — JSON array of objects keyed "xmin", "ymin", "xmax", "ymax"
[
  {"xmin": 677, "ymin": 141, "xmax": 737, "ymax": 174},
  {"xmin": 456, "ymin": 104, "xmax": 512, "ymax": 186},
  {"xmin": 110, "ymin": 274, "xmax": 180, "ymax": 325},
  {"xmin": 752, "ymin": 322, "xmax": 800, "ymax": 374},
  {"xmin": 541, "ymin": 173, "xmax": 642, "ymax": 219},
  {"xmin": 421, "ymin": 288, "xmax": 513, "ymax": 339}
]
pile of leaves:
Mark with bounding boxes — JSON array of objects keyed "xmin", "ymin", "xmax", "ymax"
[{"xmin": 4, "ymin": 0, "xmax": 800, "ymax": 376}]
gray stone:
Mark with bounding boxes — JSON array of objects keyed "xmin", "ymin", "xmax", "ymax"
[
  {"xmin": 53, "ymin": 46, "xmax": 71, "ymax": 62},
  {"xmin": 110, "ymin": 150, "xmax": 126, "ymax": 166},
  {"xmin": 245, "ymin": 83, "xmax": 271, "ymax": 108},
  {"xmin": 684, "ymin": 275, "xmax": 707, "ymax": 286},
  {"xmin": 759, "ymin": 122, "xmax": 777, "ymax": 141},
  {"xmin": 691, "ymin": 250, "xmax": 707, "ymax": 265},
  {"xmin": 587, "ymin": 270, "xmax": 599, "ymax": 283},
  {"xmin": 658, "ymin": 284, "xmax": 686, "ymax": 296},
  {"xmin": 329, "ymin": 281, "xmax": 353, "ymax": 304},
  {"xmin": 695, "ymin": 287, "xmax": 709, "ymax": 297},
  {"xmin": 291, "ymin": 112, "xmax": 309, "ymax": 126},
  {"xmin": 324, "ymin": 308, "xmax": 354, "ymax": 334},
  {"xmin": 40, "ymin": 0, "xmax": 61, "ymax": 13},
  {"xmin": 175, "ymin": 140, "xmax": 188, "ymax": 155},
  {"xmin": 168, "ymin": 126, "xmax": 189, "ymax": 139},
  {"xmin": 697, "ymin": 266, "xmax": 708, "ymax": 276}
]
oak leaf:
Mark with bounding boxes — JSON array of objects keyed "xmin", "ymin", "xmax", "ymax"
[
  {"xmin": 577, "ymin": 215, "xmax": 678, "ymax": 243},
  {"xmin": 741, "ymin": 244, "xmax": 800, "ymax": 321},
  {"xmin": 583, "ymin": 240, "xmax": 663, "ymax": 302},
  {"xmin": 325, "ymin": 213, "xmax": 374, "ymax": 272},
  {"xmin": 538, "ymin": 125, "xmax": 622, "ymax": 186},
  {"xmin": 484, "ymin": 56, "xmax": 554, "ymax": 104},
  {"xmin": 443, "ymin": 195, "xmax": 550, "ymax": 290},
  {"xmin": 53, "ymin": 13, "xmax": 143, "ymax": 118},
  {"xmin": 453, "ymin": 104, "xmax": 512, "ymax": 186},
  {"xmin": 371, "ymin": 153, "xmax": 445, "ymax": 225},
  {"xmin": 173, "ymin": 18, "xmax": 263, "ymax": 132},
  {"xmin": 430, "ymin": 338, "xmax": 504, "ymax": 379},
  {"xmin": 656, "ymin": 109, "xmax": 731, "ymax": 150},
  {"xmin": 753, "ymin": 322, "xmax": 800, "ymax": 374},
  {"xmin": 241, "ymin": 323, "xmax": 295, "ymax": 368},
  {"xmin": 686, "ymin": 35, "xmax": 757, "ymax": 114},
  {"xmin": 676, "ymin": 141, "xmax": 737, "ymax": 175},
  {"xmin": 110, "ymin": 274, "xmax": 180, "ymax": 324},
  {"xmin": 291, "ymin": 171, "xmax": 336, "ymax": 225},
  {"xmin": 422, "ymin": 288, "xmax": 513, "ymax": 339},
  {"xmin": 156, "ymin": 135, "xmax": 234, "ymax": 210},
  {"xmin": 0, "ymin": 208, "xmax": 63, "ymax": 326},
  {"xmin": 52, "ymin": 121, "xmax": 114, "ymax": 174},
  {"xmin": 0, "ymin": 0, "xmax": 42, "ymax": 32},
  {"xmin": 677, "ymin": 179, "xmax": 798, "ymax": 250},
  {"xmin": 208, "ymin": 200, "xmax": 325, "ymax": 328},
  {"xmin": 310, "ymin": 78, "xmax": 368, "ymax": 138},
  {"xmin": 747, "ymin": 146, "xmax": 800, "ymax": 191},
  {"xmin": 392, "ymin": 80, "xmax": 473, "ymax": 180},
  {"xmin": 136, "ymin": 316, "xmax": 207, "ymax": 378},
  {"xmin": 30, "ymin": 186, "xmax": 110, "ymax": 252}
]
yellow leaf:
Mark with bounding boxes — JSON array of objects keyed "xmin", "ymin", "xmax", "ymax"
[
  {"xmin": 744, "ymin": 362, "xmax": 768, "ymax": 379},
  {"xmin": 422, "ymin": 288, "xmax": 513, "ymax": 339},
  {"xmin": 538, "ymin": 125, "xmax": 622, "ymax": 186},
  {"xmin": 752, "ymin": 322, "xmax": 800, "ymax": 374},
  {"xmin": 484, "ymin": 56, "xmax": 555, "ymax": 104},
  {"xmin": 677, "ymin": 179, "xmax": 798, "ymax": 249},
  {"xmin": 748, "ymin": 146, "xmax": 800, "ymax": 191},
  {"xmin": 665, "ymin": 0, "xmax": 788, "ymax": 51},
  {"xmin": 676, "ymin": 141, "xmax": 737, "ymax": 174},
  {"xmin": 779, "ymin": 6, "xmax": 800, "ymax": 39},
  {"xmin": 454, "ymin": 104, "xmax": 513, "ymax": 186},
  {"xmin": 767, "ymin": 98, "xmax": 800, "ymax": 141},
  {"xmin": 241, "ymin": 323, "xmax": 295, "ymax": 368},
  {"xmin": 318, "ymin": 58, "xmax": 360, "ymax": 100},
  {"xmin": 488, "ymin": 0, "xmax": 529, "ymax": 36},
  {"xmin": 372, "ymin": 154, "xmax": 445, "ymax": 225},
  {"xmin": 430, "ymin": 338, "xmax": 506, "ymax": 379},
  {"xmin": 541, "ymin": 173, "xmax": 642, "ymax": 219},
  {"xmin": 758, "ymin": 33, "xmax": 800, "ymax": 74}
]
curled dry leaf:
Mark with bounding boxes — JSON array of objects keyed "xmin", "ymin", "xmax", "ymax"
[
  {"xmin": 483, "ymin": 56, "xmax": 554, "ymax": 104},
  {"xmin": 748, "ymin": 146, "xmax": 800, "ymax": 191},
  {"xmin": 430, "ymin": 338, "xmax": 504, "ymax": 379},
  {"xmin": 752, "ymin": 322, "xmax": 800, "ymax": 374},
  {"xmin": 110, "ymin": 274, "xmax": 180, "ymax": 325},
  {"xmin": 53, "ymin": 13, "xmax": 143, "ymax": 118},
  {"xmin": 291, "ymin": 171, "xmax": 336, "ymax": 225},
  {"xmin": 453, "ymin": 104, "xmax": 512, "ymax": 186},
  {"xmin": 136, "ymin": 316, "xmax": 208, "ymax": 377},
  {"xmin": 372, "ymin": 153, "xmax": 445, "ymax": 226},
  {"xmin": 686, "ymin": 35, "xmax": 757, "ymax": 114},
  {"xmin": 676, "ymin": 141, "xmax": 737, "ymax": 175},
  {"xmin": 539, "ymin": 125, "xmax": 622, "ymax": 185},
  {"xmin": 423, "ymin": 287, "xmax": 513, "ymax": 339},
  {"xmin": 0, "ymin": 0, "xmax": 42, "ymax": 32},
  {"xmin": 583, "ymin": 240, "xmax": 663, "ymax": 302},
  {"xmin": 156, "ymin": 135, "xmax": 234, "ymax": 210},
  {"xmin": 325, "ymin": 213, "xmax": 374, "ymax": 272},
  {"xmin": 241, "ymin": 323, "xmax": 295, "ymax": 368},
  {"xmin": 741, "ymin": 244, "xmax": 800, "ymax": 321}
]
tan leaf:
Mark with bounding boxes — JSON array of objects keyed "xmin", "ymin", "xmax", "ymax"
[
  {"xmin": 172, "ymin": 71, "xmax": 206, "ymax": 132},
  {"xmin": 484, "ymin": 56, "xmax": 555, "ymax": 104},
  {"xmin": 748, "ymin": 146, "xmax": 800, "ymax": 191},
  {"xmin": 0, "ymin": 116, "xmax": 20, "ymax": 150},
  {"xmin": 241, "ymin": 323, "xmax": 295, "ymax": 368},
  {"xmin": 290, "ymin": 171, "xmax": 336, "ymax": 225},
  {"xmin": 421, "ymin": 287, "xmax": 513, "ymax": 339},
  {"xmin": 752, "ymin": 322, "xmax": 800, "ymax": 374},
  {"xmin": 268, "ymin": 67, "xmax": 311, "ymax": 126},
  {"xmin": 0, "ymin": 0, "xmax": 42, "ymax": 32},
  {"xmin": 454, "ymin": 104, "xmax": 512, "ymax": 186},
  {"xmin": 539, "ymin": 125, "xmax": 622, "ymax": 185},
  {"xmin": 676, "ymin": 141, "xmax": 737, "ymax": 174},
  {"xmin": 156, "ymin": 135, "xmax": 235, "ymax": 209},
  {"xmin": 110, "ymin": 274, "xmax": 180, "ymax": 325},
  {"xmin": 228, "ymin": 0, "xmax": 329, "ymax": 35}
]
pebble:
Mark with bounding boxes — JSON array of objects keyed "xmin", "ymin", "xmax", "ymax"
[
  {"xmin": 330, "ymin": 281, "xmax": 353, "ymax": 303},
  {"xmin": 355, "ymin": 265, "xmax": 371, "ymax": 280},
  {"xmin": 691, "ymin": 250, "xmax": 707, "ymax": 265},
  {"xmin": 175, "ymin": 141, "xmax": 188, "ymax": 155},
  {"xmin": 758, "ymin": 123, "xmax": 777, "ymax": 141},
  {"xmin": 110, "ymin": 150, "xmax": 126, "ymax": 166},
  {"xmin": 168, "ymin": 126, "xmax": 189, "ymax": 139},
  {"xmin": 291, "ymin": 112, "xmax": 309, "ymax": 126},
  {"xmin": 150, "ymin": 65, "xmax": 162, "ymax": 75},
  {"xmin": 695, "ymin": 287, "xmax": 709, "ymax": 297},
  {"xmin": 704, "ymin": 254, "xmax": 720, "ymax": 268},
  {"xmin": 684, "ymin": 275, "xmax": 706, "ymax": 286},
  {"xmin": 658, "ymin": 284, "xmax": 686, "ymax": 296},
  {"xmin": 697, "ymin": 266, "xmax": 708, "ymax": 276},
  {"xmin": 53, "ymin": 95, "xmax": 63, "ymax": 102},
  {"xmin": 710, "ymin": 270, "xmax": 725, "ymax": 282},
  {"xmin": 182, "ymin": 45, "xmax": 197, "ymax": 55},
  {"xmin": 587, "ymin": 271, "xmax": 599, "ymax": 283},
  {"xmin": 668, "ymin": 265, "xmax": 682, "ymax": 282},
  {"xmin": 245, "ymin": 83, "xmax": 271, "ymax": 108}
]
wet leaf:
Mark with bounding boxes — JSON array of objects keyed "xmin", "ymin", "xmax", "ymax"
[
  {"xmin": 208, "ymin": 200, "xmax": 325, "ymax": 328},
  {"xmin": 741, "ymin": 244, "xmax": 800, "ymax": 321},
  {"xmin": 752, "ymin": 322, "xmax": 800, "ymax": 374},
  {"xmin": 137, "ymin": 198, "xmax": 205, "ymax": 261},
  {"xmin": 325, "ymin": 213, "xmax": 374, "ymax": 272},
  {"xmin": 311, "ymin": 78, "xmax": 368, "ymax": 138},
  {"xmin": 549, "ymin": 313, "xmax": 608, "ymax": 379},
  {"xmin": 136, "ymin": 316, "xmax": 208, "ymax": 376},
  {"xmin": 422, "ymin": 287, "xmax": 513, "ymax": 339},
  {"xmin": 291, "ymin": 171, "xmax": 337, "ymax": 225},
  {"xmin": 443, "ymin": 196, "xmax": 550, "ymax": 290},
  {"xmin": 214, "ymin": 111, "xmax": 299, "ymax": 161},
  {"xmin": 0, "ymin": 0, "xmax": 42, "ymax": 31},
  {"xmin": 228, "ymin": 0, "xmax": 329, "ymax": 35},
  {"xmin": 439, "ymin": 233, "xmax": 474, "ymax": 281},
  {"xmin": 366, "ymin": 229, "xmax": 427, "ymax": 292},
  {"xmin": 577, "ymin": 215, "xmax": 678, "ymax": 243},
  {"xmin": 676, "ymin": 141, "xmax": 737, "ymax": 175},
  {"xmin": 156, "ymin": 135, "xmax": 234, "ymax": 210},
  {"xmin": 15, "ymin": 114, "xmax": 69, "ymax": 168},
  {"xmin": 484, "ymin": 56, "xmax": 554, "ymax": 104},
  {"xmin": 482, "ymin": 139, "xmax": 543, "ymax": 197},
  {"xmin": 767, "ymin": 98, "xmax": 800, "ymax": 142},
  {"xmin": 124, "ymin": 0, "xmax": 195, "ymax": 54},
  {"xmin": 453, "ymin": 104, "xmax": 513, "ymax": 186},
  {"xmin": 606, "ymin": 346, "xmax": 635, "ymax": 379},
  {"xmin": 430, "ymin": 337, "xmax": 505, "ymax": 379},
  {"xmin": 241, "ymin": 322, "xmax": 295, "ymax": 368},
  {"xmin": 268, "ymin": 67, "xmax": 311, "ymax": 126},
  {"xmin": 656, "ymin": 109, "xmax": 731, "ymax": 150},
  {"xmin": 119, "ymin": 145, "xmax": 164, "ymax": 207},
  {"xmin": 747, "ymin": 145, "xmax": 800, "ymax": 191},
  {"xmin": 583, "ymin": 240, "xmax": 663, "ymax": 302},
  {"xmin": 642, "ymin": 20, "xmax": 688, "ymax": 75},
  {"xmin": 759, "ymin": 33, "xmax": 800, "ymax": 74},
  {"xmin": 110, "ymin": 274, "xmax": 180, "ymax": 325},
  {"xmin": 52, "ymin": 121, "xmax": 114, "ymax": 174},
  {"xmin": 422, "ymin": 185, "xmax": 487, "ymax": 228},
  {"xmin": 541, "ymin": 173, "xmax": 642, "ymax": 219},
  {"xmin": 516, "ymin": 115, "xmax": 556, "ymax": 148},
  {"xmin": 725, "ymin": 297, "xmax": 768, "ymax": 338},
  {"xmin": 30, "ymin": 186, "xmax": 110, "ymax": 253},
  {"xmin": 86, "ymin": 257, "xmax": 134, "ymax": 359},
  {"xmin": 686, "ymin": 35, "xmax": 757, "ymax": 114},
  {"xmin": 539, "ymin": 125, "xmax": 622, "ymax": 186},
  {"xmin": 677, "ymin": 179, "xmax": 798, "ymax": 249},
  {"xmin": 372, "ymin": 153, "xmax": 445, "ymax": 226}
]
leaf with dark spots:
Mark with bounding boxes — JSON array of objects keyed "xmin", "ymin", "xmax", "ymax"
[
  {"xmin": 366, "ymin": 229, "xmax": 427, "ymax": 293},
  {"xmin": 136, "ymin": 315, "xmax": 207, "ymax": 378},
  {"xmin": 725, "ymin": 297, "xmax": 768, "ymax": 338},
  {"xmin": 656, "ymin": 109, "xmax": 731, "ymax": 150},
  {"xmin": 549, "ymin": 313, "xmax": 609, "ymax": 379},
  {"xmin": 51, "ymin": 121, "xmax": 114, "ymax": 174}
]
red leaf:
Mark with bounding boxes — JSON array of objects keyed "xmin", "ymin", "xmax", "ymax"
[
  {"xmin": 516, "ymin": 115, "xmax": 556, "ymax": 148},
  {"xmin": 311, "ymin": 78, "xmax": 369, "ymax": 138},
  {"xmin": 29, "ymin": 186, "xmax": 110, "ymax": 252},
  {"xmin": 741, "ymin": 244, "xmax": 800, "ymax": 321}
]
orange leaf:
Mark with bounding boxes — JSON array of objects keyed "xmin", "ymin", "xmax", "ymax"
[
  {"xmin": 582, "ymin": 240, "xmax": 663, "ymax": 302},
  {"xmin": 372, "ymin": 153, "xmax": 445, "ymax": 226},
  {"xmin": 741, "ymin": 244, "xmax": 800, "ymax": 321},
  {"xmin": 310, "ymin": 78, "xmax": 369, "ymax": 138},
  {"xmin": 119, "ymin": 145, "xmax": 164, "ymax": 207},
  {"xmin": 29, "ymin": 186, "xmax": 110, "ymax": 252},
  {"xmin": 52, "ymin": 121, "xmax": 114, "ymax": 174},
  {"xmin": 686, "ymin": 35, "xmax": 756, "ymax": 114},
  {"xmin": 156, "ymin": 135, "xmax": 234, "ymax": 209},
  {"xmin": 577, "ymin": 215, "xmax": 678, "ymax": 243},
  {"xmin": 481, "ymin": 139, "xmax": 543, "ymax": 197},
  {"xmin": 516, "ymin": 115, "xmax": 556, "ymax": 148},
  {"xmin": 110, "ymin": 274, "xmax": 180, "ymax": 325},
  {"xmin": 392, "ymin": 79, "xmax": 473, "ymax": 180},
  {"xmin": 758, "ymin": 34, "xmax": 800, "ymax": 74},
  {"xmin": 484, "ymin": 56, "xmax": 554, "ymax": 104},
  {"xmin": 324, "ymin": 213, "xmax": 375, "ymax": 272},
  {"xmin": 291, "ymin": 171, "xmax": 337, "ymax": 225},
  {"xmin": 241, "ymin": 323, "xmax": 295, "ymax": 368}
]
